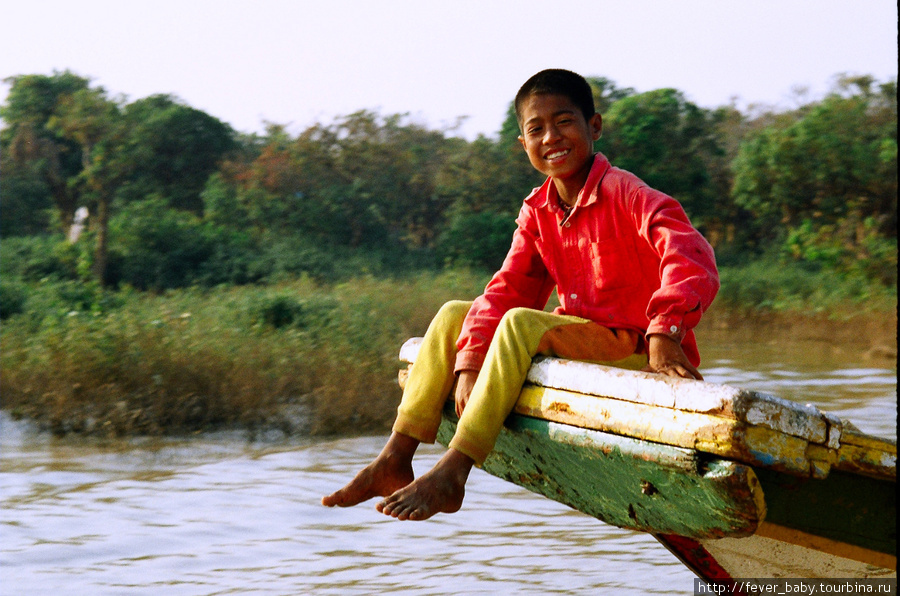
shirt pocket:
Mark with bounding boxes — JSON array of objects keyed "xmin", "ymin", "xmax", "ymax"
[{"xmin": 586, "ymin": 237, "xmax": 641, "ymax": 293}]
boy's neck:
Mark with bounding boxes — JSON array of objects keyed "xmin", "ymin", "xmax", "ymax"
[
  {"xmin": 553, "ymin": 181, "xmax": 581, "ymax": 208},
  {"xmin": 551, "ymin": 155, "xmax": 595, "ymax": 207}
]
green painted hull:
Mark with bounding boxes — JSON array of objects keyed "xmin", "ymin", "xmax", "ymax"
[
  {"xmin": 437, "ymin": 404, "xmax": 895, "ymax": 556},
  {"xmin": 437, "ymin": 403, "xmax": 766, "ymax": 539}
]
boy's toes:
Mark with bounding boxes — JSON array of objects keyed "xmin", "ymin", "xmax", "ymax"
[
  {"xmin": 395, "ymin": 503, "xmax": 419, "ymax": 521},
  {"xmin": 376, "ymin": 496, "xmax": 396, "ymax": 516}
]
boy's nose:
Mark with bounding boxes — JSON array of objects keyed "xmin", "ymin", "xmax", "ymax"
[{"xmin": 543, "ymin": 125, "xmax": 562, "ymax": 144}]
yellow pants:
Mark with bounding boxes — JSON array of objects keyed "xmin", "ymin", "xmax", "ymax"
[{"xmin": 393, "ymin": 301, "xmax": 648, "ymax": 464}]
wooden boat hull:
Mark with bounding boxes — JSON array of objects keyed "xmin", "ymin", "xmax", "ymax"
[{"xmin": 400, "ymin": 338, "xmax": 897, "ymax": 580}]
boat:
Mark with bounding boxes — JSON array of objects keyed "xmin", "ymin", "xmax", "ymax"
[{"xmin": 398, "ymin": 337, "xmax": 896, "ymax": 584}]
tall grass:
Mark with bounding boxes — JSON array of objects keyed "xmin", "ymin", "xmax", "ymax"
[
  {"xmin": 0, "ymin": 271, "xmax": 490, "ymax": 437},
  {"xmin": 1, "ymin": 262, "xmax": 894, "ymax": 438}
]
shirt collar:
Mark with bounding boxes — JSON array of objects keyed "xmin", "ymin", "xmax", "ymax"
[{"xmin": 524, "ymin": 153, "xmax": 612, "ymax": 211}]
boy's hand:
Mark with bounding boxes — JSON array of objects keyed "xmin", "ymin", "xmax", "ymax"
[
  {"xmin": 644, "ymin": 334, "xmax": 703, "ymax": 381},
  {"xmin": 455, "ymin": 370, "xmax": 478, "ymax": 417}
]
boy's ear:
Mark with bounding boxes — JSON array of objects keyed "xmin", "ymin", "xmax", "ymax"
[
  {"xmin": 517, "ymin": 135, "xmax": 526, "ymax": 150},
  {"xmin": 590, "ymin": 113, "xmax": 603, "ymax": 141}
]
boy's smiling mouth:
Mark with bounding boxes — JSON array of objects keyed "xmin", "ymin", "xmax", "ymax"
[{"xmin": 545, "ymin": 149, "xmax": 570, "ymax": 162}]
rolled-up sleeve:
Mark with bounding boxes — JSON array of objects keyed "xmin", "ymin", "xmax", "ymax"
[{"xmin": 635, "ymin": 188, "xmax": 719, "ymax": 344}]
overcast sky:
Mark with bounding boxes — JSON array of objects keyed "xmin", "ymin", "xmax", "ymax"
[{"xmin": 1, "ymin": 0, "xmax": 897, "ymax": 139}]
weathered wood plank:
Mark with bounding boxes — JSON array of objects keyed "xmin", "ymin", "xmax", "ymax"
[
  {"xmin": 528, "ymin": 356, "xmax": 831, "ymax": 443},
  {"xmin": 836, "ymin": 442, "xmax": 898, "ymax": 479},
  {"xmin": 514, "ymin": 384, "xmax": 819, "ymax": 476},
  {"xmin": 436, "ymin": 404, "xmax": 767, "ymax": 539},
  {"xmin": 402, "ymin": 337, "xmax": 831, "ymax": 443}
]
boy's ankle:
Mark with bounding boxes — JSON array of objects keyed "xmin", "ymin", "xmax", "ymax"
[{"xmin": 383, "ymin": 431, "xmax": 420, "ymax": 459}]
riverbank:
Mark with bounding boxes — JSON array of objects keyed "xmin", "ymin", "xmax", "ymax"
[
  {"xmin": 1, "ymin": 272, "xmax": 895, "ymax": 439},
  {"xmin": 698, "ymin": 304, "xmax": 898, "ymax": 361}
]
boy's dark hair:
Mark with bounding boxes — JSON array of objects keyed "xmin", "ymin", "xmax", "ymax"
[{"xmin": 515, "ymin": 69, "xmax": 595, "ymax": 129}]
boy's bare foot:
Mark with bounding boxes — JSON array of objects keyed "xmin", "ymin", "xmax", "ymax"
[
  {"xmin": 321, "ymin": 432, "xmax": 418, "ymax": 508},
  {"xmin": 376, "ymin": 448, "xmax": 474, "ymax": 521}
]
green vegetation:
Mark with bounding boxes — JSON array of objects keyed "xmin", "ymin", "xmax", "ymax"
[
  {"xmin": 0, "ymin": 272, "xmax": 489, "ymax": 437},
  {"xmin": 5, "ymin": 71, "xmax": 895, "ymax": 286},
  {"xmin": 715, "ymin": 257, "xmax": 896, "ymax": 315},
  {"xmin": 1, "ymin": 70, "xmax": 895, "ymax": 437},
  {"xmin": 1, "ymin": 262, "xmax": 893, "ymax": 438}
]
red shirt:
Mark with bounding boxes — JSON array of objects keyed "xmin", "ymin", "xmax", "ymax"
[{"xmin": 455, "ymin": 153, "xmax": 719, "ymax": 372}]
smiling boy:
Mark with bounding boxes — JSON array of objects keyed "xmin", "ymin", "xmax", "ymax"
[{"xmin": 322, "ymin": 69, "xmax": 719, "ymax": 520}]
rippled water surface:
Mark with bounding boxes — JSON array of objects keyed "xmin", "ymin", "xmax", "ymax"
[{"xmin": 2, "ymin": 336, "xmax": 895, "ymax": 595}]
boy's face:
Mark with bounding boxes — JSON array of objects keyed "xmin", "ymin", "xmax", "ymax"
[{"xmin": 517, "ymin": 93, "xmax": 602, "ymax": 183}]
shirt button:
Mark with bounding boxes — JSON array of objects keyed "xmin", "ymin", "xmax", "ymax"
[
  {"xmin": 569, "ymin": 293, "xmax": 578, "ymax": 300},
  {"xmin": 564, "ymin": 222, "xmax": 571, "ymax": 228},
  {"xmin": 669, "ymin": 325, "xmax": 679, "ymax": 334}
]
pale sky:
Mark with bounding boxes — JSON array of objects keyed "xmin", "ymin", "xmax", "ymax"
[{"xmin": 1, "ymin": 0, "xmax": 897, "ymax": 140}]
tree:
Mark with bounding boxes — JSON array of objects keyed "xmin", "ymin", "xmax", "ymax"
[
  {"xmin": 0, "ymin": 146, "xmax": 53, "ymax": 236},
  {"xmin": 587, "ymin": 76, "xmax": 636, "ymax": 115},
  {"xmin": 731, "ymin": 76, "xmax": 897, "ymax": 280},
  {"xmin": 596, "ymin": 88, "xmax": 721, "ymax": 222},
  {"xmin": 1, "ymin": 71, "xmax": 90, "ymax": 232},
  {"xmin": 121, "ymin": 95, "xmax": 236, "ymax": 213},
  {"xmin": 48, "ymin": 87, "xmax": 137, "ymax": 283},
  {"xmin": 732, "ymin": 80, "xmax": 897, "ymax": 237},
  {"xmin": 226, "ymin": 112, "xmax": 461, "ymax": 249}
]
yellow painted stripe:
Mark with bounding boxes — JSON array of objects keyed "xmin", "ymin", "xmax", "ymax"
[
  {"xmin": 835, "ymin": 443, "xmax": 897, "ymax": 481},
  {"xmin": 514, "ymin": 385, "xmax": 813, "ymax": 476},
  {"xmin": 841, "ymin": 428, "xmax": 897, "ymax": 454},
  {"xmin": 756, "ymin": 522, "xmax": 897, "ymax": 570}
]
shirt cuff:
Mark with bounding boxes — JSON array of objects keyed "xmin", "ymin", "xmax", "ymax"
[
  {"xmin": 646, "ymin": 317, "xmax": 686, "ymax": 343},
  {"xmin": 454, "ymin": 350, "xmax": 485, "ymax": 375}
]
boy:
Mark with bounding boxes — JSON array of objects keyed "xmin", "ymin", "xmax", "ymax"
[{"xmin": 322, "ymin": 69, "xmax": 719, "ymax": 520}]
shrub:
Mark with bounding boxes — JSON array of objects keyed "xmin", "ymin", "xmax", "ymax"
[
  {"xmin": 249, "ymin": 235, "xmax": 338, "ymax": 283},
  {"xmin": 249, "ymin": 292, "xmax": 339, "ymax": 330},
  {"xmin": 0, "ymin": 280, "xmax": 27, "ymax": 319},
  {"xmin": 435, "ymin": 211, "xmax": 516, "ymax": 270},
  {"xmin": 716, "ymin": 257, "xmax": 895, "ymax": 314},
  {"xmin": 0, "ymin": 235, "xmax": 81, "ymax": 281},
  {"xmin": 107, "ymin": 198, "xmax": 266, "ymax": 290},
  {"xmin": 782, "ymin": 216, "xmax": 898, "ymax": 287}
]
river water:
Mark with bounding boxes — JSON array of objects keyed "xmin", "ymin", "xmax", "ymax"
[{"xmin": 1, "ymin": 335, "xmax": 895, "ymax": 595}]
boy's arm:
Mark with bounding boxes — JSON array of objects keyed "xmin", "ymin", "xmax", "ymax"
[
  {"xmin": 631, "ymin": 186, "xmax": 719, "ymax": 367},
  {"xmin": 455, "ymin": 207, "xmax": 556, "ymax": 373}
]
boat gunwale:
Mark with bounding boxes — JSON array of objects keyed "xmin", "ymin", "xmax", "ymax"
[{"xmin": 399, "ymin": 337, "xmax": 896, "ymax": 482}]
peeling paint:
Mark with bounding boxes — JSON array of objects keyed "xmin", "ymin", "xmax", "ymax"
[
  {"xmin": 641, "ymin": 480, "xmax": 659, "ymax": 496},
  {"xmin": 436, "ymin": 404, "xmax": 766, "ymax": 538}
]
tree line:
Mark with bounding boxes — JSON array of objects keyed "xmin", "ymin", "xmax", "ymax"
[{"xmin": 2, "ymin": 70, "xmax": 896, "ymax": 291}]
